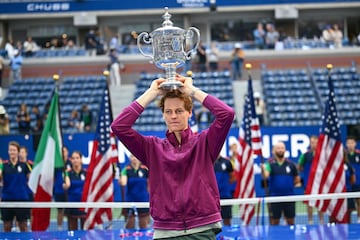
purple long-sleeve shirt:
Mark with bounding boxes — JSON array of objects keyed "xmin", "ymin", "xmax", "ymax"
[{"xmin": 111, "ymin": 94, "xmax": 235, "ymax": 230}]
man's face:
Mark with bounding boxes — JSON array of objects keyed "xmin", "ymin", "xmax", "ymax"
[
  {"xmin": 273, "ymin": 143, "xmax": 286, "ymax": 159},
  {"xmin": 163, "ymin": 98, "xmax": 191, "ymax": 133},
  {"xmin": 310, "ymin": 137, "xmax": 318, "ymax": 151}
]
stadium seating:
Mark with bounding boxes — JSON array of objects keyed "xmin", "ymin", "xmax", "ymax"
[
  {"xmin": 262, "ymin": 64, "xmax": 360, "ymax": 127},
  {"xmin": 0, "ymin": 75, "xmax": 107, "ymax": 134}
]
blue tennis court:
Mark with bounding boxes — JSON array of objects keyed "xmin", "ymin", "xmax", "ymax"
[{"xmin": 1, "ymin": 224, "xmax": 360, "ymax": 240}]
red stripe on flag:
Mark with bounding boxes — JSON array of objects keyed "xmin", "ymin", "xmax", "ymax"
[{"xmin": 31, "ymin": 185, "xmax": 52, "ymax": 231}]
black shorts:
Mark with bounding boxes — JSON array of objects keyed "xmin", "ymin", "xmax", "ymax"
[
  {"xmin": 126, "ymin": 207, "xmax": 149, "ymax": 215},
  {"xmin": 348, "ymin": 198, "xmax": 356, "ymax": 210},
  {"xmin": 270, "ymin": 202, "xmax": 295, "ymax": 219},
  {"xmin": 221, "ymin": 205, "xmax": 232, "ymax": 219},
  {"xmin": 65, "ymin": 208, "xmax": 86, "ymax": 218},
  {"xmin": 1, "ymin": 207, "xmax": 30, "ymax": 222},
  {"xmin": 54, "ymin": 193, "xmax": 67, "ymax": 202}
]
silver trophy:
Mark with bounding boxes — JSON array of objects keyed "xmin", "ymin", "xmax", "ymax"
[{"xmin": 137, "ymin": 7, "xmax": 200, "ymax": 90}]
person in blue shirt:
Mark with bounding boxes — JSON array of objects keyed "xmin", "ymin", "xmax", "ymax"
[
  {"xmin": 0, "ymin": 141, "xmax": 32, "ymax": 232},
  {"xmin": 9, "ymin": 49, "xmax": 23, "ymax": 82},
  {"xmin": 253, "ymin": 22, "xmax": 266, "ymax": 49},
  {"xmin": 120, "ymin": 154, "xmax": 150, "ymax": 229},
  {"xmin": 346, "ymin": 136, "xmax": 360, "ymax": 223},
  {"xmin": 214, "ymin": 155, "xmax": 233, "ymax": 226},
  {"xmin": 297, "ymin": 135, "xmax": 324, "ymax": 224},
  {"xmin": 53, "ymin": 146, "xmax": 72, "ymax": 230},
  {"xmin": 63, "ymin": 150, "xmax": 86, "ymax": 230},
  {"xmin": 343, "ymin": 151, "xmax": 356, "ymax": 223},
  {"xmin": 262, "ymin": 141, "xmax": 301, "ymax": 225}
]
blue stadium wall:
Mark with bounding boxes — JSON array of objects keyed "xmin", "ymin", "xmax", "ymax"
[{"xmin": 0, "ymin": 0, "xmax": 359, "ymax": 14}]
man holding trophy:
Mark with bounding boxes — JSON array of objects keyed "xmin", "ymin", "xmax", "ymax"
[{"xmin": 111, "ymin": 8, "xmax": 235, "ymax": 239}]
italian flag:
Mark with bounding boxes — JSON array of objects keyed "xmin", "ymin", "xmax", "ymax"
[{"xmin": 28, "ymin": 89, "xmax": 63, "ymax": 231}]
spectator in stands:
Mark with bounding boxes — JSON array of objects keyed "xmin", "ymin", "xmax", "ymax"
[
  {"xmin": 109, "ymin": 48, "xmax": 123, "ymax": 86},
  {"xmin": 31, "ymin": 105, "xmax": 44, "ymax": 134},
  {"xmin": 261, "ymin": 141, "xmax": 301, "ymax": 225},
  {"xmin": 253, "ymin": 22, "xmax": 266, "ymax": 49},
  {"xmin": 61, "ymin": 34, "xmax": 68, "ymax": 48},
  {"xmin": 0, "ymin": 105, "xmax": 10, "ymax": 135},
  {"xmin": 85, "ymin": 29, "xmax": 98, "ymax": 57},
  {"xmin": 230, "ymin": 43, "xmax": 245, "ymax": 80},
  {"xmin": 346, "ymin": 136, "xmax": 360, "ymax": 223},
  {"xmin": 16, "ymin": 40, "xmax": 23, "ymax": 53},
  {"xmin": 265, "ymin": 23, "xmax": 279, "ymax": 49},
  {"xmin": 50, "ymin": 37, "xmax": 60, "ymax": 49},
  {"xmin": 207, "ymin": 41, "xmax": 219, "ymax": 71},
  {"xmin": 214, "ymin": 154, "xmax": 233, "ymax": 226},
  {"xmin": 5, "ymin": 38, "xmax": 15, "ymax": 59},
  {"xmin": 332, "ymin": 24, "xmax": 343, "ymax": 48},
  {"xmin": 65, "ymin": 39, "xmax": 76, "ymax": 50},
  {"xmin": 254, "ymin": 92, "xmax": 266, "ymax": 125},
  {"xmin": 16, "ymin": 103, "xmax": 31, "ymax": 134},
  {"xmin": 9, "ymin": 49, "xmax": 23, "ymax": 82},
  {"xmin": 0, "ymin": 141, "xmax": 32, "ymax": 232},
  {"xmin": 79, "ymin": 104, "xmax": 92, "ymax": 132},
  {"xmin": 196, "ymin": 41, "xmax": 207, "ymax": 72},
  {"xmin": 67, "ymin": 109, "xmax": 81, "ymax": 133},
  {"xmin": 111, "ymin": 74, "xmax": 234, "ymax": 239},
  {"xmin": 120, "ymin": 154, "xmax": 150, "ymax": 229},
  {"xmin": 322, "ymin": 25, "xmax": 334, "ymax": 48},
  {"xmin": 297, "ymin": 135, "xmax": 324, "ymax": 224},
  {"xmin": 53, "ymin": 146, "xmax": 72, "ymax": 231},
  {"xmin": 109, "ymin": 33, "xmax": 120, "ymax": 50},
  {"xmin": 23, "ymin": 36, "xmax": 39, "ymax": 57},
  {"xmin": 63, "ymin": 150, "xmax": 87, "ymax": 230}
]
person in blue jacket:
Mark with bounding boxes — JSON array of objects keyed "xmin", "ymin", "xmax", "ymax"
[
  {"xmin": 53, "ymin": 146, "xmax": 72, "ymax": 230},
  {"xmin": 63, "ymin": 150, "xmax": 86, "ymax": 230},
  {"xmin": 297, "ymin": 135, "xmax": 324, "ymax": 224},
  {"xmin": 346, "ymin": 136, "xmax": 360, "ymax": 223},
  {"xmin": 214, "ymin": 155, "xmax": 233, "ymax": 226},
  {"xmin": 120, "ymin": 154, "xmax": 150, "ymax": 229},
  {"xmin": 262, "ymin": 141, "xmax": 301, "ymax": 225},
  {"xmin": 0, "ymin": 141, "xmax": 32, "ymax": 232}
]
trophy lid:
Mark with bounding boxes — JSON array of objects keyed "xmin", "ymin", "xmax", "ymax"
[
  {"xmin": 152, "ymin": 7, "xmax": 183, "ymax": 34},
  {"xmin": 162, "ymin": 7, "xmax": 173, "ymax": 28}
]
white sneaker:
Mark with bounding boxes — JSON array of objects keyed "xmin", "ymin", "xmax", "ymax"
[{"xmin": 357, "ymin": 218, "xmax": 360, "ymax": 224}]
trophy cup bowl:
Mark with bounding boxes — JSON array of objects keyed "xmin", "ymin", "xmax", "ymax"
[{"xmin": 137, "ymin": 7, "xmax": 200, "ymax": 90}]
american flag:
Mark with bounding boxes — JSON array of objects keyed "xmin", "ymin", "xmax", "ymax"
[
  {"xmin": 305, "ymin": 72, "xmax": 347, "ymax": 223},
  {"xmin": 234, "ymin": 76, "xmax": 262, "ymax": 225},
  {"xmin": 82, "ymin": 86, "xmax": 119, "ymax": 229}
]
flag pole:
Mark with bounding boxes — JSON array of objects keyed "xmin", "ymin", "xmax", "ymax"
[
  {"xmin": 244, "ymin": 63, "xmax": 268, "ymax": 226},
  {"xmin": 326, "ymin": 63, "xmax": 333, "ymax": 80},
  {"xmin": 245, "ymin": 63, "xmax": 265, "ymax": 226},
  {"xmin": 245, "ymin": 63, "xmax": 261, "ymax": 226}
]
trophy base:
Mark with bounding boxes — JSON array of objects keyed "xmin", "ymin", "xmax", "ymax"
[{"xmin": 159, "ymin": 81, "xmax": 183, "ymax": 90}]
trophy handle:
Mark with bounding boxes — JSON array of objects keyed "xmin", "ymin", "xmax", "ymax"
[
  {"xmin": 184, "ymin": 27, "xmax": 200, "ymax": 60},
  {"xmin": 137, "ymin": 32, "xmax": 154, "ymax": 60}
]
